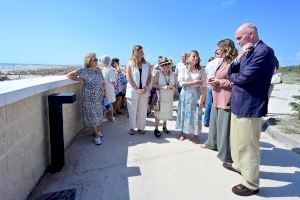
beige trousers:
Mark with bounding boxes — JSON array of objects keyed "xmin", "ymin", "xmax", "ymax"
[
  {"xmin": 127, "ymin": 93, "xmax": 149, "ymax": 130},
  {"xmin": 230, "ymin": 113, "xmax": 261, "ymax": 190}
]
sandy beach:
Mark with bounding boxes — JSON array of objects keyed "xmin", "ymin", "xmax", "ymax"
[{"xmin": 0, "ymin": 65, "xmax": 79, "ymax": 81}]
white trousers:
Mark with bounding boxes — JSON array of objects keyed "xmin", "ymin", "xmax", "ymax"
[{"xmin": 127, "ymin": 93, "xmax": 149, "ymax": 130}]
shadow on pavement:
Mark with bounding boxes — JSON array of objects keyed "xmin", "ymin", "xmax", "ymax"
[
  {"xmin": 29, "ymin": 112, "xmax": 177, "ymax": 200},
  {"xmin": 258, "ymin": 141, "xmax": 300, "ymax": 198}
]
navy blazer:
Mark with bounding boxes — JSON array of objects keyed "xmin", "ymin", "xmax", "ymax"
[{"xmin": 229, "ymin": 40, "xmax": 276, "ymax": 117}]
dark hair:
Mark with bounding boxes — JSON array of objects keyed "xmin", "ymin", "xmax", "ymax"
[
  {"xmin": 111, "ymin": 58, "xmax": 120, "ymax": 67},
  {"xmin": 273, "ymin": 56, "xmax": 279, "ymax": 70},
  {"xmin": 190, "ymin": 50, "xmax": 201, "ymax": 70}
]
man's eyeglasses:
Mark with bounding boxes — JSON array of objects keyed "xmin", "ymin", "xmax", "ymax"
[{"xmin": 92, "ymin": 59, "xmax": 98, "ymax": 62}]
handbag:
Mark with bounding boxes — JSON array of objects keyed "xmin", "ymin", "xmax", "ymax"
[
  {"xmin": 102, "ymin": 98, "xmax": 110, "ymax": 111},
  {"xmin": 271, "ymin": 73, "xmax": 282, "ymax": 84},
  {"xmin": 153, "ymin": 92, "xmax": 160, "ymax": 111},
  {"xmin": 154, "ymin": 102, "xmax": 160, "ymax": 111}
]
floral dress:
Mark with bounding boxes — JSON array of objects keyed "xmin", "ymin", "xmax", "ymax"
[
  {"xmin": 114, "ymin": 69, "xmax": 127, "ymax": 96},
  {"xmin": 176, "ymin": 66, "xmax": 206, "ymax": 135},
  {"xmin": 77, "ymin": 67, "xmax": 104, "ymax": 127}
]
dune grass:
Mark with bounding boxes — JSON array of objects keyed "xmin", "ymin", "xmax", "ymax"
[{"xmin": 269, "ymin": 114, "xmax": 300, "ymax": 134}]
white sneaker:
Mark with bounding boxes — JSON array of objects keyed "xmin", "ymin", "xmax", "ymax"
[
  {"xmin": 111, "ymin": 117, "xmax": 117, "ymax": 122},
  {"xmin": 102, "ymin": 118, "xmax": 108, "ymax": 123},
  {"xmin": 98, "ymin": 132, "xmax": 104, "ymax": 137},
  {"xmin": 94, "ymin": 137, "xmax": 102, "ymax": 145}
]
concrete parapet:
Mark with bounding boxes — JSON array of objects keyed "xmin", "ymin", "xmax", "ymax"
[{"xmin": 0, "ymin": 76, "xmax": 82, "ymax": 200}]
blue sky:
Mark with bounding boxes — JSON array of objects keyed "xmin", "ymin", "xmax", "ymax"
[{"xmin": 0, "ymin": 0, "xmax": 299, "ymax": 66}]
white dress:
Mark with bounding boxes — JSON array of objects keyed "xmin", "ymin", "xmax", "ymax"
[
  {"xmin": 154, "ymin": 71, "xmax": 175, "ymax": 121},
  {"xmin": 102, "ymin": 66, "xmax": 116, "ymax": 104}
]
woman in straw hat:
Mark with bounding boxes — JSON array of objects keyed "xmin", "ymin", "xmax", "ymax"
[{"xmin": 152, "ymin": 57, "xmax": 176, "ymax": 137}]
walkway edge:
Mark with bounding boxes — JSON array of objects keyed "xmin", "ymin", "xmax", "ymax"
[{"xmin": 262, "ymin": 117, "xmax": 300, "ymax": 154}]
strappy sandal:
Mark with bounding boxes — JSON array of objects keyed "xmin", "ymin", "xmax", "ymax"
[
  {"xmin": 137, "ymin": 129, "xmax": 145, "ymax": 135},
  {"xmin": 162, "ymin": 127, "xmax": 170, "ymax": 134},
  {"xmin": 192, "ymin": 136, "xmax": 199, "ymax": 144},
  {"xmin": 179, "ymin": 133, "xmax": 186, "ymax": 141},
  {"xmin": 129, "ymin": 129, "xmax": 136, "ymax": 135},
  {"xmin": 201, "ymin": 144, "xmax": 218, "ymax": 151},
  {"xmin": 154, "ymin": 129, "xmax": 161, "ymax": 138}
]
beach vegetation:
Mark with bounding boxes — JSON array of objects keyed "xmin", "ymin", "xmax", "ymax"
[{"xmin": 289, "ymin": 95, "xmax": 300, "ymax": 120}]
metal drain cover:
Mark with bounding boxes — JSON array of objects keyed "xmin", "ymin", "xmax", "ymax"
[{"xmin": 36, "ymin": 188, "xmax": 76, "ymax": 200}]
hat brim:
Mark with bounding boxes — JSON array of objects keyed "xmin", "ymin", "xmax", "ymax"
[{"xmin": 159, "ymin": 61, "xmax": 171, "ymax": 66}]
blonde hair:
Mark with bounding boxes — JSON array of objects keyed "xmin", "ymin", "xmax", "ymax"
[
  {"xmin": 217, "ymin": 39, "xmax": 238, "ymax": 63},
  {"xmin": 131, "ymin": 45, "xmax": 146, "ymax": 68},
  {"xmin": 84, "ymin": 53, "xmax": 97, "ymax": 68}
]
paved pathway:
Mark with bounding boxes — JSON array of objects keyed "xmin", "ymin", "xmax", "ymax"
[
  {"xmin": 264, "ymin": 84, "xmax": 300, "ymax": 150},
  {"xmin": 29, "ymin": 87, "xmax": 300, "ymax": 200},
  {"xmin": 268, "ymin": 83, "xmax": 300, "ymax": 116}
]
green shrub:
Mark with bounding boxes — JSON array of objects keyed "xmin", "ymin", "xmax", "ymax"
[
  {"xmin": 289, "ymin": 95, "xmax": 300, "ymax": 119},
  {"xmin": 278, "ymin": 65, "xmax": 300, "ymax": 74}
]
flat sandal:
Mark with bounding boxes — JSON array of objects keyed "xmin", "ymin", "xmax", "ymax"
[
  {"xmin": 163, "ymin": 127, "xmax": 170, "ymax": 134},
  {"xmin": 137, "ymin": 129, "xmax": 145, "ymax": 135},
  {"xmin": 179, "ymin": 134, "xmax": 186, "ymax": 141}
]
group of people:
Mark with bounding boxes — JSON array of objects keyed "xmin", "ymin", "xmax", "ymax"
[{"xmin": 67, "ymin": 22, "xmax": 278, "ymax": 196}]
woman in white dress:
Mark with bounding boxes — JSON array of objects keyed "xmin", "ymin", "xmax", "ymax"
[
  {"xmin": 152, "ymin": 57, "xmax": 176, "ymax": 137},
  {"xmin": 125, "ymin": 45, "xmax": 152, "ymax": 135},
  {"xmin": 101, "ymin": 55, "xmax": 117, "ymax": 122}
]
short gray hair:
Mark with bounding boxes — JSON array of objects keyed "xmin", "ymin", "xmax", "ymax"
[
  {"xmin": 100, "ymin": 55, "xmax": 111, "ymax": 66},
  {"xmin": 238, "ymin": 23, "xmax": 258, "ymax": 36}
]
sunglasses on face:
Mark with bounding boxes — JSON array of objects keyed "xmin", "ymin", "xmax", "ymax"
[
  {"xmin": 92, "ymin": 59, "xmax": 98, "ymax": 62},
  {"xmin": 134, "ymin": 45, "xmax": 142, "ymax": 50}
]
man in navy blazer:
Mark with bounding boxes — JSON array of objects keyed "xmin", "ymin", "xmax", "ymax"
[{"xmin": 223, "ymin": 23, "xmax": 276, "ymax": 196}]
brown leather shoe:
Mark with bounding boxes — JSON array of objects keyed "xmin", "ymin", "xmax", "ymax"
[
  {"xmin": 232, "ymin": 184, "xmax": 259, "ymax": 196},
  {"xmin": 223, "ymin": 162, "xmax": 241, "ymax": 175}
]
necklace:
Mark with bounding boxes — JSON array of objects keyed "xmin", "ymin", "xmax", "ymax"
[{"xmin": 162, "ymin": 72, "xmax": 170, "ymax": 86}]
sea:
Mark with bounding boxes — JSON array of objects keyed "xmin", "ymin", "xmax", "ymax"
[{"xmin": 0, "ymin": 63, "xmax": 77, "ymax": 68}]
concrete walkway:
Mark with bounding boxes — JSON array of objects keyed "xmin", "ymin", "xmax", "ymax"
[
  {"xmin": 263, "ymin": 84, "xmax": 300, "ymax": 151},
  {"xmin": 268, "ymin": 83, "xmax": 300, "ymax": 116},
  {"xmin": 29, "ymin": 88, "xmax": 300, "ymax": 200}
]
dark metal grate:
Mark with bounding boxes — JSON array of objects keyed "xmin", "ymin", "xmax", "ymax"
[{"xmin": 36, "ymin": 188, "xmax": 76, "ymax": 200}]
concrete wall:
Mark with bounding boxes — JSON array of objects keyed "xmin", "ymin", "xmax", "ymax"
[{"xmin": 0, "ymin": 76, "xmax": 82, "ymax": 200}]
